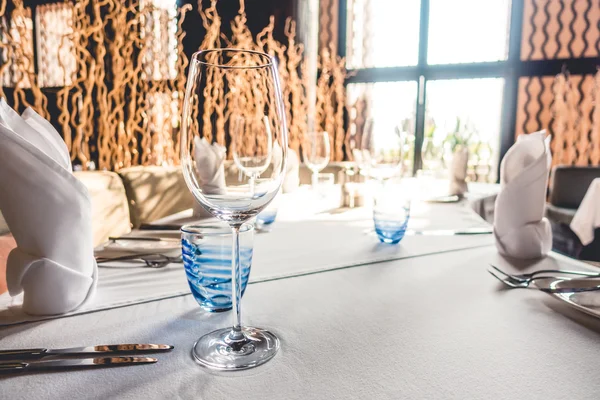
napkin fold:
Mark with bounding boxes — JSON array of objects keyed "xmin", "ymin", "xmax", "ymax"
[
  {"xmin": 273, "ymin": 143, "xmax": 299, "ymax": 193},
  {"xmin": 570, "ymin": 178, "xmax": 600, "ymax": 246},
  {"xmin": 0, "ymin": 99, "xmax": 97, "ymax": 315},
  {"xmin": 449, "ymin": 147, "xmax": 468, "ymax": 197},
  {"xmin": 192, "ymin": 137, "xmax": 227, "ymax": 218},
  {"xmin": 494, "ymin": 130, "xmax": 552, "ymax": 259}
]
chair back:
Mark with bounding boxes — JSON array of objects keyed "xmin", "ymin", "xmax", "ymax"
[{"xmin": 549, "ymin": 166, "xmax": 600, "ymax": 209}]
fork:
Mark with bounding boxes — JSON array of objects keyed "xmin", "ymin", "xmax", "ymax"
[
  {"xmin": 96, "ymin": 253, "xmax": 182, "ymax": 268},
  {"xmin": 488, "ymin": 264, "xmax": 600, "ymax": 289}
]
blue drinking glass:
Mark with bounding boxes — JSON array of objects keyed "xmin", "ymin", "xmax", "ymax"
[
  {"xmin": 372, "ymin": 181, "xmax": 411, "ymax": 244},
  {"xmin": 181, "ymin": 223, "xmax": 254, "ymax": 312},
  {"xmin": 255, "ymin": 208, "xmax": 278, "ymax": 231}
]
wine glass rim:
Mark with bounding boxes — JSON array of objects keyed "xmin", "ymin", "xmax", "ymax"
[
  {"xmin": 181, "ymin": 222, "xmax": 254, "ymax": 235},
  {"xmin": 191, "ymin": 48, "xmax": 274, "ymax": 70}
]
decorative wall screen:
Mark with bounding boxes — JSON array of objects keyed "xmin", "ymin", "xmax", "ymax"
[
  {"xmin": 337, "ymin": 0, "xmax": 600, "ymax": 181},
  {"xmin": 0, "ymin": 0, "xmax": 350, "ymax": 171},
  {"xmin": 516, "ymin": 0, "xmax": 600, "ymax": 168}
]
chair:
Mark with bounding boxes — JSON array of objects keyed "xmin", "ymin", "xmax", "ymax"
[{"xmin": 546, "ymin": 166, "xmax": 600, "ymax": 261}]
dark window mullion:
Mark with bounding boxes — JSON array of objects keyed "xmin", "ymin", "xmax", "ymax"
[
  {"xmin": 347, "ymin": 62, "xmax": 507, "ymax": 84},
  {"xmin": 499, "ymin": 0, "xmax": 524, "ymax": 180},
  {"xmin": 413, "ymin": 0, "xmax": 430, "ymax": 174}
]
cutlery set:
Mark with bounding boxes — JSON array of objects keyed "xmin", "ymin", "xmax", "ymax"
[
  {"xmin": 0, "ymin": 344, "xmax": 173, "ymax": 374},
  {"xmin": 488, "ymin": 264, "xmax": 600, "ymax": 293}
]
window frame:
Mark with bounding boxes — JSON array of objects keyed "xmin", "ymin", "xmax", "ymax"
[{"xmin": 338, "ymin": 0, "xmax": 599, "ymax": 179}]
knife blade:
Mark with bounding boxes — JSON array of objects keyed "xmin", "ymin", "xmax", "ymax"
[
  {"xmin": 139, "ymin": 223, "xmax": 183, "ymax": 231},
  {"xmin": 0, "ymin": 356, "xmax": 157, "ymax": 373},
  {"xmin": 406, "ymin": 227, "xmax": 493, "ymax": 236},
  {"xmin": 533, "ymin": 277, "xmax": 600, "ymax": 293},
  {"xmin": 0, "ymin": 344, "xmax": 173, "ymax": 361}
]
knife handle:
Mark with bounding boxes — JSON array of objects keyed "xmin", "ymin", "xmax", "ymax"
[
  {"xmin": 0, "ymin": 348, "xmax": 47, "ymax": 360},
  {"xmin": 0, "ymin": 362, "xmax": 28, "ymax": 373}
]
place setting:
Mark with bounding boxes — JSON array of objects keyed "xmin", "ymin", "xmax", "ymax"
[{"xmin": 2, "ymin": 0, "xmax": 600, "ymax": 398}]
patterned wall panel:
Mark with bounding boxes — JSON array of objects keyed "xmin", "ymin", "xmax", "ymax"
[
  {"xmin": 319, "ymin": 0, "xmax": 339, "ymax": 54},
  {"xmin": 516, "ymin": 73, "xmax": 599, "ymax": 167},
  {"xmin": 517, "ymin": 0, "xmax": 600, "ymax": 168},
  {"xmin": 0, "ymin": 6, "xmax": 33, "ymax": 89},
  {"xmin": 36, "ymin": 3, "xmax": 76, "ymax": 88},
  {"xmin": 521, "ymin": 0, "xmax": 600, "ymax": 60}
]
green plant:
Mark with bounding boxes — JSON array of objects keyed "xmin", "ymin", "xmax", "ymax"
[{"xmin": 443, "ymin": 117, "xmax": 476, "ymax": 152}]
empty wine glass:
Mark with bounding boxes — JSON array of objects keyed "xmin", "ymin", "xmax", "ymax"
[
  {"xmin": 181, "ymin": 49, "xmax": 287, "ymax": 371},
  {"xmin": 360, "ymin": 119, "xmax": 404, "ymax": 181},
  {"xmin": 303, "ymin": 131, "xmax": 330, "ymax": 188},
  {"xmin": 231, "ymin": 114, "xmax": 273, "ymax": 195}
]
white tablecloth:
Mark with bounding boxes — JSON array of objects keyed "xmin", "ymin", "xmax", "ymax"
[
  {"xmin": 2, "ymin": 247, "xmax": 600, "ymax": 399},
  {"xmin": 0, "ymin": 195, "xmax": 494, "ymax": 325},
  {"xmin": 5, "ymin": 184, "xmax": 600, "ymax": 399}
]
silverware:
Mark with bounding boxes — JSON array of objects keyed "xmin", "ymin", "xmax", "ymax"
[
  {"xmin": 0, "ymin": 344, "xmax": 173, "ymax": 361},
  {"xmin": 424, "ymin": 195, "xmax": 461, "ymax": 203},
  {"xmin": 109, "ymin": 236, "xmax": 166, "ymax": 242},
  {"xmin": 139, "ymin": 223, "xmax": 182, "ymax": 231},
  {"xmin": 533, "ymin": 277, "xmax": 600, "ymax": 294},
  {"xmin": 488, "ymin": 264, "xmax": 600, "ymax": 289},
  {"xmin": 407, "ymin": 227, "xmax": 493, "ymax": 235},
  {"xmin": 0, "ymin": 356, "xmax": 157, "ymax": 373},
  {"xmin": 96, "ymin": 253, "xmax": 182, "ymax": 268}
]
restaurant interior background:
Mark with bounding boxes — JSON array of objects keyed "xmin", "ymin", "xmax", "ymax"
[
  {"xmin": 1, "ymin": 0, "xmax": 598, "ymax": 182},
  {"xmin": 3, "ymin": 0, "xmax": 600, "ymax": 391}
]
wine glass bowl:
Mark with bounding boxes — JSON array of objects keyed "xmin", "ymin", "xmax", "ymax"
[
  {"xmin": 302, "ymin": 131, "xmax": 331, "ymax": 188},
  {"xmin": 231, "ymin": 114, "xmax": 273, "ymax": 180},
  {"xmin": 181, "ymin": 49, "xmax": 286, "ymax": 370},
  {"xmin": 360, "ymin": 119, "xmax": 404, "ymax": 181}
]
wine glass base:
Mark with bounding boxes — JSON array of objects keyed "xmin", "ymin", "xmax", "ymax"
[{"xmin": 192, "ymin": 326, "xmax": 280, "ymax": 371}]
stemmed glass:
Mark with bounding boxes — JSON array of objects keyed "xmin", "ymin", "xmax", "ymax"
[
  {"xmin": 360, "ymin": 119, "xmax": 404, "ymax": 181},
  {"xmin": 231, "ymin": 114, "xmax": 273, "ymax": 195},
  {"xmin": 303, "ymin": 131, "xmax": 330, "ymax": 188},
  {"xmin": 181, "ymin": 49, "xmax": 287, "ymax": 370}
]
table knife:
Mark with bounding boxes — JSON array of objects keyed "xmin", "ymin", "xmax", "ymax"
[
  {"xmin": 108, "ymin": 236, "xmax": 166, "ymax": 242},
  {"xmin": 407, "ymin": 227, "xmax": 493, "ymax": 235},
  {"xmin": 0, "ymin": 357, "xmax": 157, "ymax": 373},
  {"xmin": 139, "ymin": 223, "xmax": 183, "ymax": 231},
  {"xmin": 534, "ymin": 277, "xmax": 600, "ymax": 294},
  {"xmin": 0, "ymin": 344, "xmax": 173, "ymax": 361}
]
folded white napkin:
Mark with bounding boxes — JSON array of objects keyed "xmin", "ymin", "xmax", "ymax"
[
  {"xmin": 570, "ymin": 178, "xmax": 600, "ymax": 246},
  {"xmin": 494, "ymin": 130, "xmax": 552, "ymax": 259},
  {"xmin": 192, "ymin": 137, "xmax": 227, "ymax": 218},
  {"xmin": 0, "ymin": 99, "xmax": 97, "ymax": 315},
  {"xmin": 282, "ymin": 147, "xmax": 300, "ymax": 193},
  {"xmin": 449, "ymin": 147, "xmax": 468, "ymax": 196}
]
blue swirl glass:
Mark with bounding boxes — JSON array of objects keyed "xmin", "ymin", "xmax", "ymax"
[
  {"xmin": 373, "ymin": 180, "xmax": 411, "ymax": 244},
  {"xmin": 256, "ymin": 208, "xmax": 278, "ymax": 231},
  {"xmin": 373, "ymin": 207, "xmax": 410, "ymax": 244},
  {"xmin": 181, "ymin": 223, "xmax": 254, "ymax": 312}
]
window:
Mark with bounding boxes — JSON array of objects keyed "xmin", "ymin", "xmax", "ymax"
[
  {"xmin": 427, "ymin": 0, "xmax": 511, "ymax": 65},
  {"xmin": 346, "ymin": 0, "xmax": 420, "ymax": 68},
  {"xmin": 343, "ymin": 0, "xmax": 513, "ymax": 181}
]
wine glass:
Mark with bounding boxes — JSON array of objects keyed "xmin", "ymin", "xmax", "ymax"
[
  {"xmin": 360, "ymin": 118, "xmax": 404, "ymax": 181},
  {"xmin": 303, "ymin": 131, "xmax": 330, "ymax": 188},
  {"xmin": 231, "ymin": 114, "xmax": 273, "ymax": 195},
  {"xmin": 181, "ymin": 49, "xmax": 287, "ymax": 371}
]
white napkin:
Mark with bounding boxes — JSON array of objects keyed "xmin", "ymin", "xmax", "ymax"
[
  {"xmin": 192, "ymin": 137, "xmax": 227, "ymax": 218},
  {"xmin": 570, "ymin": 178, "xmax": 600, "ymax": 246},
  {"xmin": 494, "ymin": 130, "xmax": 552, "ymax": 259},
  {"xmin": 0, "ymin": 99, "xmax": 97, "ymax": 315},
  {"xmin": 282, "ymin": 147, "xmax": 299, "ymax": 193},
  {"xmin": 449, "ymin": 147, "xmax": 468, "ymax": 196}
]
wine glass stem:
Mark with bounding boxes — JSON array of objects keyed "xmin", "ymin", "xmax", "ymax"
[
  {"xmin": 249, "ymin": 176, "xmax": 256, "ymax": 197},
  {"xmin": 230, "ymin": 226, "xmax": 244, "ymax": 341},
  {"xmin": 312, "ymin": 171, "xmax": 319, "ymax": 189}
]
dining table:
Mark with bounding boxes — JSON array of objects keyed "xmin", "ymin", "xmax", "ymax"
[{"xmin": 2, "ymin": 183, "xmax": 600, "ymax": 400}]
